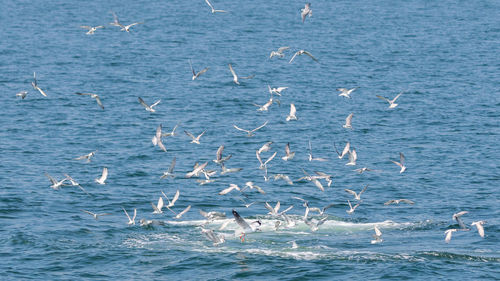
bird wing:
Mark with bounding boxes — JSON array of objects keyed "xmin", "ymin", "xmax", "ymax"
[
  {"xmin": 98, "ymin": 167, "xmax": 108, "ymax": 182},
  {"xmin": 205, "ymin": 0, "xmax": 215, "ymax": 10},
  {"xmin": 341, "ymin": 142, "xmax": 350, "ymax": 158},
  {"xmin": 36, "ymin": 86, "xmax": 47, "ymax": 97},
  {"xmin": 344, "ymin": 189, "xmax": 357, "ymax": 197},
  {"xmin": 80, "ymin": 26, "xmax": 91, "ymax": 29},
  {"xmin": 392, "ymin": 92, "xmax": 403, "ymax": 102},
  {"xmin": 228, "ymin": 64, "xmax": 237, "ymax": 79},
  {"xmin": 184, "ymin": 130, "xmax": 196, "ymax": 140},
  {"xmin": 171, "ymin": 190, "xmax": 180, "ymax": 206},
  {"xmin": 157, "ymin": 139, "xmax": 167, "ymax": 152},
  {"xmin": 233, "ymin": 124, "xmax": 249, "ymax": 133},
  {"xmin": 45, "ymin": 173, "xmax": 57, "ymax": 185},
  {"xmin": 252, "ymin": 120, "xmax": 268, "ymax": 132},
  {"xmin": 384, "ymin": 200, "xmax": 396, "ymax": 205},
  {"xmin": 374, "ymin": 226, "xmax": 382, "ymax": 237},
  {"xmin": 256, "ymin": 150, "xmax": 263, "ymax": 166},
  {"xmin": 94, "ymin": 95, "xmax": 104, "ymax": 109},
  {"xmin": 264, "ymin": 202, "xmax": 275, "ymax": 214},
  {"xmin": 303, "ymin": 51, "xmax": 319, "ymax": 62},
  {"xmin": 123, "ymin": 207, "xmax": 131, "ymax": 221},
  {"xmin": 197, "ymin": 67, "xmax": 209, "ymax": 77},
  {"xmin": 359, "ymin": 185, "xmax": 368, "ymax": 196},
  {"xmin": 277, "ymin": 46, "xmax": 290, "ymax": 53},
  {"xmin": 151, "ymin": 100, "xmax": 161, "ymax": 107},
  {"xmin": 400, "ymin": 199, "xmax": 414, "ymax": 205},
  {"xmin": 285, "ymin": 143, "xmax": 291, "ymax": 156},
  {"xmin": 132, "ymin": 208, "xmax": 137, "ymax": 220},
  {"xmin": 289, "ymin": 103, "xmax": 296, "ymax": 116},
  {"xmin": 264, "ymin": 152, "xmax": 278, "ymax": 165},
  {"xmin": 313, "ymin": 179, "xmax": 324, "ymax": 191},
  {"xmin": 216, "ymin": 145, "xmax": 224, "ymax": 161},
  {"xmin": 232, "ymin": 210, "xmax": 251, "ymax": 231},
  {"xmin": 175, "ymin": 205, "xmax": 191, "ymax": 218},
  {"xmin": 188, "ymin": 59, "xmax": 196, "ymax": 76},
  {"xmin": 376, "ymin": 95, "xmax": 390, "ymax": 103},
  {"xmin": 168, "ymin": 157, "xmax": 176, "ymax": 173},
  {"xmin": 157, "ymin": 197, "xmax": 164, "ymax": 210},
  {"xmin": 345, "ymin": 113, "xmax": 353, "ymax": 126},
  {"xmin": 391, "ymin": 160, "xmax": 403, "ymax": 169},
  {"xmin": 289, "ymin": 51, "xmax": 299, "ymax": 63},
  {"xmin": 399, "ymin": 152, "xmax": 405, "ymax": 166},
  {"xmin": 82, "ymin": 209, "xmax": 95, "ymax": 216}
]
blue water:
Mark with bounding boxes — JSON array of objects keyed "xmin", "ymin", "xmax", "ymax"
[{"xmin": 1, "ymin": 0, "xmax": 499, "ymax": 279}]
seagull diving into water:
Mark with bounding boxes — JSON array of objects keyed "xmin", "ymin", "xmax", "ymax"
[
  {"xmin": 189, "ymin": 59, "xmax": 209, "ymax": 80},
  {"xmin": 204, "ymin": 0, "xmax": 227, "ymax": 13},
  {"xmin": 75, "ymin": 92, "xmax": 104, "ymax": 109},
  {"xmin": 371, "ymin": 226, "xmax": 383, "ymax": 244},
  {"xmin": 289, "ymin": 50, "xmax": 319, "ymax": 63}
]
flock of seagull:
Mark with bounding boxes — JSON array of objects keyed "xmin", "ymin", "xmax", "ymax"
[{"xmin": 20, "ymin": 1, "xmax": 488, "ymax": 248}]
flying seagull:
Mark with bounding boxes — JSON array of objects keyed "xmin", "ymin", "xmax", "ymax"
[
  {"xmin": 31, "ymin": 72, "xmax": 47, "ymax": 97},
  {"xmin": 391, "ymin": 152, "xmax": 406, "ymax": 173},
  {"xmin": 232, "ymin": 209, "xmax": 261, "ymax": 241},
  {"xmin": 138, "ymin": 97, "xmax": 161, "ymax": 112},
  {"xmin": 213, "ymin": 145, "xmax": 232, "ymax": 165},
  {"xmin": 343, "ymin": 113, "xmax": 353, "ymax": 128},
  {"xmin": 301, "ymin": 3, "xmax": 312, "ymax": 23},
  {"xmin": 268, "ymin": 85, "xmax": 288, "ymax": 96},
  {"xmin": 189, "ymin": 59, "xmax": 209, "ymax": 80},
  {"xmin": 337, "ymin": 87, "xmax": 358, "ymax": 98},
  {"xmin": 282, "ymin": 143, "xmax": 295, "ymax": 161},
  {"xmin": 110, "ymin": 12, "xmax": 142, "ymax": 32},
  {"xmin": 289, "ymin": 50, "xmax": 319, "ymax": 63},
  {"xmin": 384, "ymin": 199, "xmax": 414, "ymax": 205},
  {"xmin": 219, "ymin": 184, "xmax": 241, "ymax": 195},
  {"xmin": 74, "ymin": 150, "xmax": 97, "ymax": 163},
  {"xmin": 184, "ymin": 130, "xmax": 206, "ymax": 144},
  {"xmin": 81, "ymin": 210, "xmax": 112, "ymax": 220},
  {"xmin": 228, "ymin": 63, "xmax": 254, "ymax": 85},
  {"xmin": 344, "ymin": 185, "xmax": 368, "ymax": 201},
  {"xmin": 334, "ymin": 142, "xmax": 350, "ymax": 159},
  {"xmin": 94, "ymin": 167, "xmax": 108, "ymax": 185},
  {"xmin": 286, "ymin": 103, "xmax": 298, "ymax": 121},
  {"xmin": 452, "ymin": 211, "xmax": 469, "ymax": 230},
  {"xmin": 205, "ymin": 0, "xmax": 227, "ymax": 13},
  {"xmin": 346, "ymin": 200, "xmax": 360, "ymax": 214},
  {"xmin": 151, "ymin": 197, "xmax": 164, "ymax": 214},
  {"xmin": 186, "ymin": 161, "xmax": 208, "ymax": 178},
  {"xmin": 152, "ymin": 124, "xmax": 167, "ymax": 152},
  {"xmin": 80, "ymin": 25, "xmax": 104, "ymax": 35},
  {"xmin": 376, "ymin": 92, "xmax": 403, "ymax": 109},
  {"xmin": 269, "ymin": 47, "xmax": 290, "ymax": 59},
  {"xmin": 174, "ymin": 205, "xmax": 191, "ymax": 219},
  {"xmin": 346, "ymin": 149, "xmax": 357, "ymax": 166},
  {"xmin": 45, "ymin": 173, "xmax": 68, "ymax": 190},
  {"xmin": 122, "ymin": 207, "xmax": 137, "ymax": 225},
  {"xmin": 201, "ymin": 228, "xmax": 226, "ymax": 246},
  {"xmin": 444, "ymin": 229, "xmax": 458, "ymax": 243},
  {"xmin": 233, "ymin": 121, "xmax": 268, "ymax": 137},
  {"xmin": 160, "ymin": 157, "xmax": 176, "ymax": 179},
  {"xmin": 16, "ymin": 91, "xmax": 28, "ymax": 99},
  {"xmin": 75, "ymin": 92, "xmax": 104, "ymax": 109},
  {"xmin": 471, "ymin": 221, "xmax": 486, "ymax": 238}
]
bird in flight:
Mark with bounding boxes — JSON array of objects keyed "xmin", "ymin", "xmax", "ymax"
[
  {"xmin": 80, "ymin": 25, "xmax": 104, "ymax": 35},
  {"xmin": 301, "ymin": 3, "xmax": 312, "ymax": 23},
  {"xmin": 75, "ymin": 92, "xmax": 104, "ymax": 110},
  {"xmin": 269, "ymin": 47, "xmax": 290, "ymax": 59},
  {"xmin": 376, "ymin": 92, "xmax": 403, "ymax": 109},
  {"xmin": 233, "ymin": 121, "xmax": 268, "ymax": 137},
  {"xmin": 31, "ymin": 72, "xmax": 47, "ymax": 97},
  {"xmin": 205, "ymin": 0, "xmax": 227, "ymax": 13},
  {"xmin": 189, "ymin": 59, "xmax": 209, "ymax": 80},
  {"xmin": 289, "ymin": 50, "xmax": 319, "ymax": 63},
  {"xmin": 138, "ymin": 97, "xmax": 161, "ymax": 112}
]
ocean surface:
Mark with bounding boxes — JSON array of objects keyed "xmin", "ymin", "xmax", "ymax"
[{"xmin": 1, "ymin": 0, "xmax": 499, "ymax": 280}]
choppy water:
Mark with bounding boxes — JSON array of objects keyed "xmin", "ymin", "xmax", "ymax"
[{"xmin": 1, "ymin": 0, "xmax": 499, "ymax": 279}]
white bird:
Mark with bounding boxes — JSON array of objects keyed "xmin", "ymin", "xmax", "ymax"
[
  {"xmin": 243, "ymin": 181, "xmax": 265, "ymax": 194},
  {"xmin": 314, "ymin": 171, "xmax": 333, "ymax": 187},
  {"xmin": 344, "ymin": 185, "xmax": 368, "ymax": 201},
  {"xmin": 213, "ymin": 145, "xmax": 232, "ymax": 165},
  {"xmin": 219, "ymin": 184, "xmax": 241, "ymax": 195},
  {"xmin": 138, "ymin": 97, "xmax": 161, "ymax": 112},
  {"xmin": 200, "ymin": 210, "xmax": 226, "ymax": 221},
  {"xmin": 273, "ymin": 174, "xmax": 294, "ymax": 185},
  {"xmin": 268, "ymin": 85, "xmax": 289, "ymax": 96},
  {"xmin": 444, "ymin": 229, "xmax": 458, "ymax": 243},
  {"xmin": 75, "ymin": 92, "xmax": 104, "ymax": 110},
  {"xmin": 162, "ymin": 189, "xmax": 180, "ymax": 209},
  {"xmin": 74, "ymin": 150, "xmax": 97, "ymax": 163},
  {"xmin": 205, "ymin": 0, "xmax": 227, "ymax": 13},
  {"xmin": 346, "ymin": 200, "xmax": 360, "ymax": 214},
  {"xmin": 232, "ymin": 209, "xmax": 261, "ymax": 241},
  {"xmin": 122, "ymin": 207, "xmax": 137, "ymax": 225},
  {"xmin": 452, "ymin": 211, "xmax": 469, "ymax": 230},
  {"xmin": 337, "ymin": 87, "xmax": 358, "ymax": 98},
  {"xmin": 81, "ymin": 210, "xmax": 112, "ymax": 220},
  {"xmin": 377, "ymin": 92, "xmax": 403, "ymax": 109},
  {"xmin": 308, "ymin": 203, "xmax": 335, "ymax": 216},
  {"xmin": 308, "ymin": 140, "xmax": 328, "ymax": 162},
  {"xmin": 304, "ymin": 217, "xmax": 327, "ymax": 232},
  {"xmin": 233, "ymin": 121, "xmax": 268, "ymax": 137},
  {"xmin": 334, "ymin": 142, "xmax": 350, "ymax": 159},
  {"xmin": 264, "ymin": 201, "xmax": 293, "ymax": 217},
  {"xmin": 151, "ymin": 197, "xmax": 164, "ymax": 214},
  {"xmin": 80, "ymin": 25, "xmax": 104, "ymax": 35},
  {"xmin": 63, "ymin": 174, "xmax": 88, "ymax": 194},
  {"xmin": 45, "ymin": 173, "xmax": 68, "ymax": 190},
  {"xmin": 94, "ymin": 167, "xmax": 108, "ymax": 185},
  {"xmin": 189, "ymin": 59, "xmax": 209, "ymax": 80},
  {"xmin": 186, "ymin": 161, "xmax": 208, "ymax": 178},
  {"xmin": 343, "ymin": 113, "xmax": 353, "ymax": 129},
  {"xmin": 258, "ymin": 142, "xmax": 273, "ymax": 154},
  {"xmin": 384, "ymin": 199, "xmax": 415, "ymax": 205},
  {"xmin": 286, "ymin": 103, "xmax": 298, "ymax": 121},
  {"xmin": 282, "ymin": 143, "xmax": 295, "ymax": 161},
  {"xmin": 256, "ymin": 150, "xmax": 277, "ymax": 170},
  {"xmin": 31, "ymin": 72, "xmax": 47, "ymax": 97},
  {"xmin": 354, "ymin": 167, "xmax": 378, "ymax": 174},
  {"xmin": 16, "ymin": 91, "xmax": 28, "ymax": 99},
  {"xmin": 391, "ymin": 152, "xmax": 406, "ymax": 173},
  {"xmin": 221, "ymin": 164, "xmax": 243, "ymax": 175},
  {"xmin": 471, "ymin": 221, "xmax": 486, "ymax": 238},
  {"xmin": 289, "ymin": 50, "xmax": 319, "ymax": 64},
  {"xmin": 346, "ymin": 149, "xmax": 357, "ymax": 166},
  {"xmin": 371, "ymin": 226, "xmax": 383, "ymax": 244},
  {"xmin": 110, "ymin": 13, "xmax": 143, "ymax": 32},
  {"xmin": 152, "ymin": 124, "xmax": 167, "ymax": 152},
  {"xmin": 228, "ymin": 63, "xmax": 254, "ymax": 85},
  {"xmin": 184, "ymin": 130, "xmax": 206, "ymax": 144},
  {"xmin": 174, "ymin": 205, "xmax": 191, "ymax": 219},
  {"xmin": 160, "ymin": 157, "xmax": 176, "ymax": 179},
  {"xmin": 162, "ymin": 123, "xmax": 179, "ymax": 137},
  {"xmin": 201, "ymin": 228, "xmax": 226, "ymax": 246},
  {"xmin": 253, "ymin": 98, "xmax": 274, "ymax": 111},
  {"xmin": 299, "ymin": 169, "xmax": 325, "ymax": 191},
  {"xmin": 301, "ymin": 3, "xmax": 312, "ymax": 23},
  {"xmin": 269, "ymin": 47, "xmax": 290, "ymax": 59}
]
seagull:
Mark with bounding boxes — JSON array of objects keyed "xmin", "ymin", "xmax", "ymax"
[
  {"xmin": 344, "ymin": 185, "xmax": 368, "ymax": 201},
  {"xmin": 205, "ymin": 0, "xmax": 227, "ymax": 13},
  {"xmin": 188, "ymin": 59, "xmax": 209, "ymax": 80},
  {"xmin": 138, "ymin": 97, "xmax": 161, "ymax": 112},
  {"xmin": 346, "ymin": 149, "xmax": 357, "ymax": 166},
  {"xmin": 160, "ymin": 157, "xmax": 176, "ymax": 179},
  {"xmin": 308, "ymin": 203, "xmax": 335, "ymax": 216},
  {"xmin": 314, "ymin": 171, "xmax": 333, "ymax": 187},
  {"xmin": 184, "ymin": 130, "xmax": 206, "ymax": 144},
  {"xmin": 391, "ymin": 152, "xmax": 406, "ymax": 173},
  {"xmin": 81, "ymin": 210, "xmax": 112, "ymax": 220},
  {"xmin": 282, "ymin": 143, "xmax": 295, "ymax": 161},
  {"xmin": 253, "ymin": 98, "xmax": 274, "ymax": 111},
  {"xmin": 75, "ymin": 92, "xmax": 104, "ymax": 109},
  {"xmin": 371, "ymin": 226, "xmax": 383, "ymax": 244},
  {"xmin": 122, "ymin": 207, "xmax": 137, "ymax": 225},
  {"xmin": 452, "ymin": 211, "xmax": 469, "ymax": 230},
  {"xmin": 16, "ymin": 91, "xmax": 28, "ymax": 99},
  {"xmin": 264, "ymin": 201, "xmax": 293, "ymax": 217},
  {"xmin": 346, "ymin": 200, "xmax": 360, "ymax": 214},
  {"xmin": 64, "ymin": 174, "xmax": 88, "ymax": 194},
  {"xmin": 304, "ymin": 217, "xmax": 327, "ymax": 232},
  {"xmin": 299, "ymin": 168, "xmax": 325, "ymax": 191},
  {"xmin": 343, "ymin": 113, "xmax": 353, "ymax": 129},
  {"xmin": 74, "ymin": 150, "xmax": 97, "ymax": 163},
  {"xmin": 258, "ymin": 142, "xmax": 273, "ymax": 154},
  {"xmin": 151, "ymin": 197, "xmax": 164, "ymax": 214},
  {"xmin": 45, "ymin": 173, "xmax": 68, "ymax": 190},
  {"xmin": 186, "ymin": 161, "xmax": 208, "ymax": 178},
  {"xmin": 232, "ymin": 209, "xmax": 261, "ymax": 241},
  {"xmin": 152, "ymin": 124, "xmax": 167, "ymax": 152},
  {"xmin": 80, "ymin": 25, "xmax": 104, "ymax": 35},
  {"xmin": 384, "ymin": 199, "xmax": 415, "ymax": 205},
  {"xmin": 110, "ymin": 12, "xmax": 122, "ymax": 26},
  {"xmin": 376, "ymin": 92, "xmax": 403, "ymax": 109},
  {"xmin": 471, "ymin": 221, "xmax": 486, "ymax": 238},
  {"xmin": 243, "ymin": 181, "xmax": 265, "ymax": 194},
  {"xmin": 308, "ymin": 140, "xmax": 328, "ymax": 162},
  {"xmin": 213, "ymin": 145, "xmax": 232, "ymax": 165},
  {"xmin": 233, "ymin": 121, "xmax": 268, "ymax": 137},
  {"xmin": 289, "ymin": 50, "xmax": 319, "ymax": 63},
  {"xmin": 273, "ymin": 174, "xmax": 294, "ymax": 185},
  {"xmin": 221, "ymin": 164, "xmax": 243, "ymax": 175},
  {"xmin": 219, "ymin": 184, "xmax": 241, "ymax": 195},
  {"xmin": 228, "ymin": 64, "xmax": 254, "ymax": 85},
  {"xmin": 161, "ymin": 189, "xmax": 180, "ymax": 209},
  {"xmin": 444, "ymin": 229, "xmax": 458, "ymax": 243},
  {"xmin": 256, "ymin": 150, "xmax": 277, "ymax": 170},
  {"xmin": 354, "ymin": 167, "xmax": 378, "ymax": 174},
  {"xmin": 269, "ymin": 47, "xmax": 290, "ymax": 59},
  {"xmin": 174, "ymin": 205, "xmax": 191, "ymax": 219},
  {"xmin": 286, "ymin": 103, "xmax": 298, "ymax": 121},
  {"xmin": 110, "ymin": 13, "xmax": 143, "ymax": 32},
  {"xmin": 200, "ymin": 210, "xmax": 226, "ymax": 221},
  {"xmin": 268, "ymin": 85, "xmax": 289, "ymax": 96},
  {"xmin": 201, "ymin": 228, "xmax": 226, "ymax": 246},
  {"xmin": 31, "ymin": 72, "xmax": 47, "ymax": 97},
  {"xmin": 301, "ymin": 3, "xmax": 312, "ymax": 23},
  {"xmin": 337, "ymin": 87, "xmax": 358, "ymax": 98},
  {"xmin": 162, "ymin": 123, "xmax": 179, "ymax": 137},
  {"xmin": 334, "ymin": 142, "xmax": 350, "ymax": 159},
  {"xmin": 94, "ymin": 167, "xmax": 108, "ymax": 185}
]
